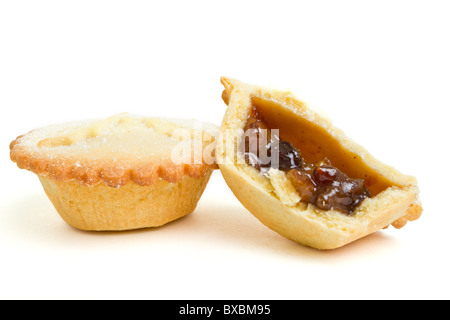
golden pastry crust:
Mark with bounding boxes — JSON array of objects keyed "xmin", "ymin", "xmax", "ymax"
[
  {"xmin": 38, "ymin": 172, "xmax": 212, "ymax": 231},
  {"xmin": 10, "ymin": 114, "xmax": 219, "ymax": 187},
  {"xmin": 216, "ymin": 77, "xmax": 422, "ymax": 249}
]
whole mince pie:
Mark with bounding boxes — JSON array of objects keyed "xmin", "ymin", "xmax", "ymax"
[
  {"xmin": 216, "ymin": 77, "xmax": 422, "ymax": 250},
  {"xmin": 10, "ymin": 113, "xmax": 218, "ymax": 231}
]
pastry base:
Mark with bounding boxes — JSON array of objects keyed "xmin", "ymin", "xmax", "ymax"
[
  {"xmin": 219, "ymin": 164, "xmax": 419, "ymax": 249},
  {"xmin": 38, "ymin": 170, "xmax": 213, "ymax": 231}
]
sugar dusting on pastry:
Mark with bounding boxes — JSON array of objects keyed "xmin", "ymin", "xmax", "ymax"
[{"xmin": 10, "ymin": 113, "xmax": 219, "ymax": 186}]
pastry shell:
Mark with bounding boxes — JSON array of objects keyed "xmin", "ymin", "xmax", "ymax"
[
  {"xmin": 10, "ymin": 113, "xmax": 218, "ymax": 231},
  {"xmin": 216, "ymin": 77, "xmax": 422, "ymax": 250}
]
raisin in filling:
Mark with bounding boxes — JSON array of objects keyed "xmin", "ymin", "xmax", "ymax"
[{"xmin": 241, "ymin": 105, "xmax": 370, "ymax": 215}]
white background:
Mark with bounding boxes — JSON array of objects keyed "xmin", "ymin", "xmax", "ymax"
[{"xmin": 1, "ymin": 1, "xmax": 449, "ymax": 300}]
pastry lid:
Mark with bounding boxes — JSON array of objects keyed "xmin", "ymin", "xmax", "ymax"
[{"xmin": 10, "ymin": 113, "xmax": 219, "ymax": 187}]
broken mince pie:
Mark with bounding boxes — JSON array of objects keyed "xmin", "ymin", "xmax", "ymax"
[{"xmin": 216, "ymin": 77, "xmax": 422, "ymax": 249}]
